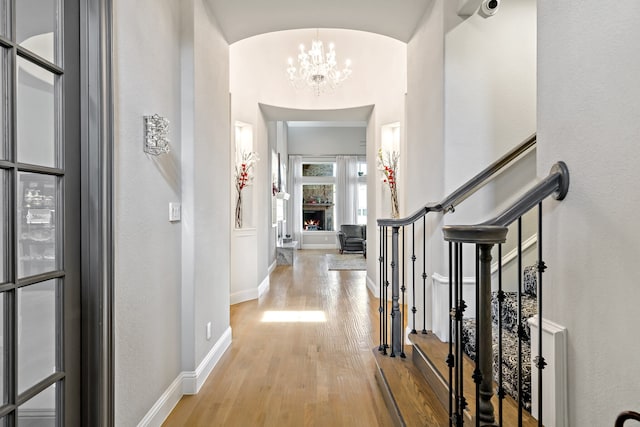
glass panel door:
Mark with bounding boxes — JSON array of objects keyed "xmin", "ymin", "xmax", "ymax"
[{"xmin": 0, "ymin": 0, "xmax": 80, "ymax": 424}]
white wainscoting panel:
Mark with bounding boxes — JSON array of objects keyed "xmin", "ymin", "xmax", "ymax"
[
  {"xmin": 528, "ymin": 316, "xmax": 568, "ymax": 427},
  {"xmin": 432, "ymin": 273, "xmax": 477, "ymax": 342}
]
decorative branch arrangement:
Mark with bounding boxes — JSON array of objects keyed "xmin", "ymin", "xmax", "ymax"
[
  {"xmin": 234, "ymin": 151, "xmax": 259, "ymax": 228},
  {"xmin": 378, "ymin": 148, "xmax": 400, "ymax": 218}
]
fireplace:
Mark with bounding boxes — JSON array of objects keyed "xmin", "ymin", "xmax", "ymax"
[{"xmin": 303, "ymin": 210, "xmax": 325, "ymax": 230}]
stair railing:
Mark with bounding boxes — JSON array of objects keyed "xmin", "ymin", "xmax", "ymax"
[
  {"xmin": 443, "ymin": 161, "xmax": 569, "ymax": 426},
  {"xmin": 376, "ymin": 133, "xmax": 536, "ymax": 357},
  {"xmin": 615, "ymin": 411, "xmax": 640, "ymax": 427}
]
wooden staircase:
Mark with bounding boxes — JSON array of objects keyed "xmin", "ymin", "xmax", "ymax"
[{"xmin": 373, "ymin": 332, "xmax": 539, "ymax": 426}]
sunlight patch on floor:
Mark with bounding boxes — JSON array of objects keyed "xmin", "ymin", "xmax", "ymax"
[{"xmin": 261, "ymin": 310, "xmax": 327, "ymax": 323}]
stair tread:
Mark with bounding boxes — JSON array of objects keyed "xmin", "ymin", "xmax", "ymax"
[
  {"xmin": 409, "ymin": 332, "xmax": 539, "ymax": 427},
  {"xmin": 373, "ymin": 347, "xmax": 449, "ymax": 427}
]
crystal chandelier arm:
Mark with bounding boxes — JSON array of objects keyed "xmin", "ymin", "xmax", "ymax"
[{"xmin": 286, "ymin": 35, "xmax": 352, "ymax": 95}]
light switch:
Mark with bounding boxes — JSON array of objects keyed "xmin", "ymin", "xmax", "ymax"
[{"xmin": 169, "ymin": 202, "xmax": 181, "ymax": 222}]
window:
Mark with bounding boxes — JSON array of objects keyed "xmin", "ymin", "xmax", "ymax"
[
  {"xmin": 302, "ymin": 163, "xmax": 335, "ymax": 177},
  {"xmin": 356, "ymin": 158, "xmax": 367, "ymax": 224},
  {"xmin": 357, "ymin": 182, "xmax": 367, "ymax": 225}
]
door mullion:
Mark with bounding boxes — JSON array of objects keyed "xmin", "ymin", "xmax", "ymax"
[{"xmin": 8, "ymin": 0, "xmax": 18, "ymax": 422}]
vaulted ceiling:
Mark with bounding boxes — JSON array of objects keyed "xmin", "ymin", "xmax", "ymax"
[{"xmin": 206, "ymin": 0, "xmax": 433, "ymax": 44}]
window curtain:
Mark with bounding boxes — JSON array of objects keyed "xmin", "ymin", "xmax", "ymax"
[
  {"xmin": 336, "ymin": 155, "xmax": 359, "ymax": 226},
  {"xmin": 288, "ymin": 155, "xmax": 303, "ymax": 243}
]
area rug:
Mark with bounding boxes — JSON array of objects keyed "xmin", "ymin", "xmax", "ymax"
[{"xmin": 326, "ymin": 254, "xmax": 367, "ymax": 271}]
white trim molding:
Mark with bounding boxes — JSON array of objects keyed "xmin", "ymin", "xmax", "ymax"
[
  {"xmin": 491, "ymin": 234, "xmax": 537, "ymax": 275},
  {"xmin": 230, "ymin": 288, "xmax": 258, "ymax": 305},
  {"xmin": 268, "ymin": 260, "xmax": 277, "ymax": 275},
  {"xmin": 258, "ymin": 274, "xmax": 270, "ymax": 298},
  {"xmin": 230, "ymin": 274, "xmax": 270, "ymax": 305},
  {"xmin": 366, "ymin": 275, "xmax": 379, "ymax": 297},
  {"xmin": 301, "ymin": 243, "xmax": 338, "ymax": 250},
  {"xmin": 137, "ymin": 327, "xmax": 232, "ymax": 427},
  {"xmin": 528, "ymin": 316, "xmax": 568, "ymax": 427}
]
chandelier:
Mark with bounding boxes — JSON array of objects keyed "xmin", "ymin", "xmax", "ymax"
[{"xmin": 286, "ymin": 35, "xmax": 352, "ymax": 96}]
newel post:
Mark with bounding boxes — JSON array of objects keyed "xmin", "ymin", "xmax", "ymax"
[
  {"xmin": 478, "ymin": 243, "xmax": 495, "ymax": 424},
  {"xmin": 391, "ymin": 226, "xmax": 402, "ymax": 356},
  {"xmin": 442, "ymin": 225, "xmax": 508, "ymax": 427}
]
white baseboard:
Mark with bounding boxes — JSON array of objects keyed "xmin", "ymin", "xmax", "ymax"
[
  {"xmin": 258, "ymin": 274, "xmax": 270, "ymax": 298},
  {"xmin": 366, "ymin": 275, "xmax": 379, "ymax": 296},
  {"xmin": 230, "ymin": 287, "xmax": 257, "ymax": 305},
  {"xmin": 230, "ymin": 273, "xmax": 270, "ymax": 305},
  {"xmin": 301, "ymin": 243, "xmax": 338, "ymax": 250},
  {"xmin": 136, "ymin": 372, "xmax": 184, "ymax": 427},
  {"xmin": 137, "ymin": 327, "xmax": 232, "ymax": 427},
  {"xmin": 268, "ymin": 260, "xmax": 277, "ymax": 274}
]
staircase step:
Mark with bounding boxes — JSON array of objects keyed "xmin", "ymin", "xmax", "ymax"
[
  {"xmin": 373, "ymin": 347, "xmax": 449, "ymax": 427},
  {"xmin": 409, "ymin": 332, "xmax": 539, "ymax": 427}
]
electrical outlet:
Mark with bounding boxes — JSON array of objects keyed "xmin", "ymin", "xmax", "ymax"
[
  {"xmin": 206, "ymin": 322, "xmax": 211, "ymax": 340},
  {"xmin": 169, "ymin": 202, "xmax": 181, "ymax": 222}
]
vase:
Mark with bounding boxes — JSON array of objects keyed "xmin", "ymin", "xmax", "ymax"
[
  {"xmin": 235, "ymin": 190, "xmax": 243, "ymax": 228},
  {"xmin": 390, "ymin": 186, "xmax": 399, "ymax": 219}
]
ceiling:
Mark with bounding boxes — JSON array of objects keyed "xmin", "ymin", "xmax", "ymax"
[{"xmin": 206, "ymin": 0, "xmax": 433, "ymax": 44}]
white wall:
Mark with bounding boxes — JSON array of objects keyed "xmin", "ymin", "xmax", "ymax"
[
  {"xmin": 401, "ymin": 0, "xmax": 537, "ymax": 332},
  {"xmin": 538, "ymin": 0, "xmax": 640, "ymax": 424},
  {"xmin": 114, "ymin": 0, "xmax": 230, "ymax": 425},
  {"xmin": 288, "ymin": 126, "xmax": 366, "ymax": 155},
  {"xmin": 443, "ymin": 0, "xmax": 537, "ymax": 277},
  {"xmin": 403, "ymin": 1, "xmax": 446, "ymax": 331},
  {"xmin": 186, "ymin": 0, "xmax": 231, "ymax": 370},
  {"xmin": 113, "ymin": 0, "xmax": 183, "ymax": 424},
  {"xmin": 230, "ymin": 29, "xmax": 406, "ymax": 293}
]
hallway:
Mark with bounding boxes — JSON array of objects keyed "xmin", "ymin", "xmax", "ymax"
[{"xmin": 163, "ymin": 250, "xmax": 394, "ymax": 426}]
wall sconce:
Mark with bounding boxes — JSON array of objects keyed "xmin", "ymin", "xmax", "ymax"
[{"xmin": 144, "ymin": 114, "xmax": 170, "ymax": 156}]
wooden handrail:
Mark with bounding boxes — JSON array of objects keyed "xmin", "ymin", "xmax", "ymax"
[
  {"xmin": 443, "ymin": 161, "xmax": 569, "ymax": 243},
  {"xmin": 378, "ymin": 133, "xmax": 536, "ymax": 227}
]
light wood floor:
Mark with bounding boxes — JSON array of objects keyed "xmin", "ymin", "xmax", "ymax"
[{"xmin": 163, "ymin": 250, "xmax": 394, "ymax": 426}]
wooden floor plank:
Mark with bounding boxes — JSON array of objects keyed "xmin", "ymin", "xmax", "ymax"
[{"xmin": 163, "ymin": 250, "xmax": 395, "ymax": 426}]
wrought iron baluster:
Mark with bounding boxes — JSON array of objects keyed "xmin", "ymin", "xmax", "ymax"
[
  {"xmin": 400, "ymin": 226, "xmax": 406, "ymax": 358},
  {"xmin": 447, "ymin": 241, "xmax": 454, "ymax": 427},
  {"xmin": 411, "ymin": 223, "xmax": 417, "ymax": 334},
  {"xmin": 498, "ymin": 244, "xmax": 505, "ymax": 425},
  {"xmin": 451, "ymin": 242, "xmax": 462, "ymax": 426},
  {"xmin": 378, "ymin": 226, "xmax": 384, "ymax": 352},
  {"xmin": 384, "ymin": 226, "xmax": 389, "ymax": 354},
  {"xmin": 457, "ymin": 242, "xmax": 466, "ymax": 425},
  {"xmin": 536, "ymin": 202, "xmax": 546, "ymax": 426},
  {"xmin": 422, "ymin": 215, "xmax": 428, "ymax": 334},
  {"xmin": 517, "ymin": 217, "xmax": 523, "ymax": 427},
  {"xmin": 474, "ymin": 245, "xmax": 481, "ymax": 424},
  {"xmin": 390, "ymin": 226, "xmax": 401, "ymax": 357}
]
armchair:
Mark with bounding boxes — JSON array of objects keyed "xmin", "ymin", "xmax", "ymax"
[{"xmin": 337, "ymin": 224, "xmax": 367, "ymax": 257}]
